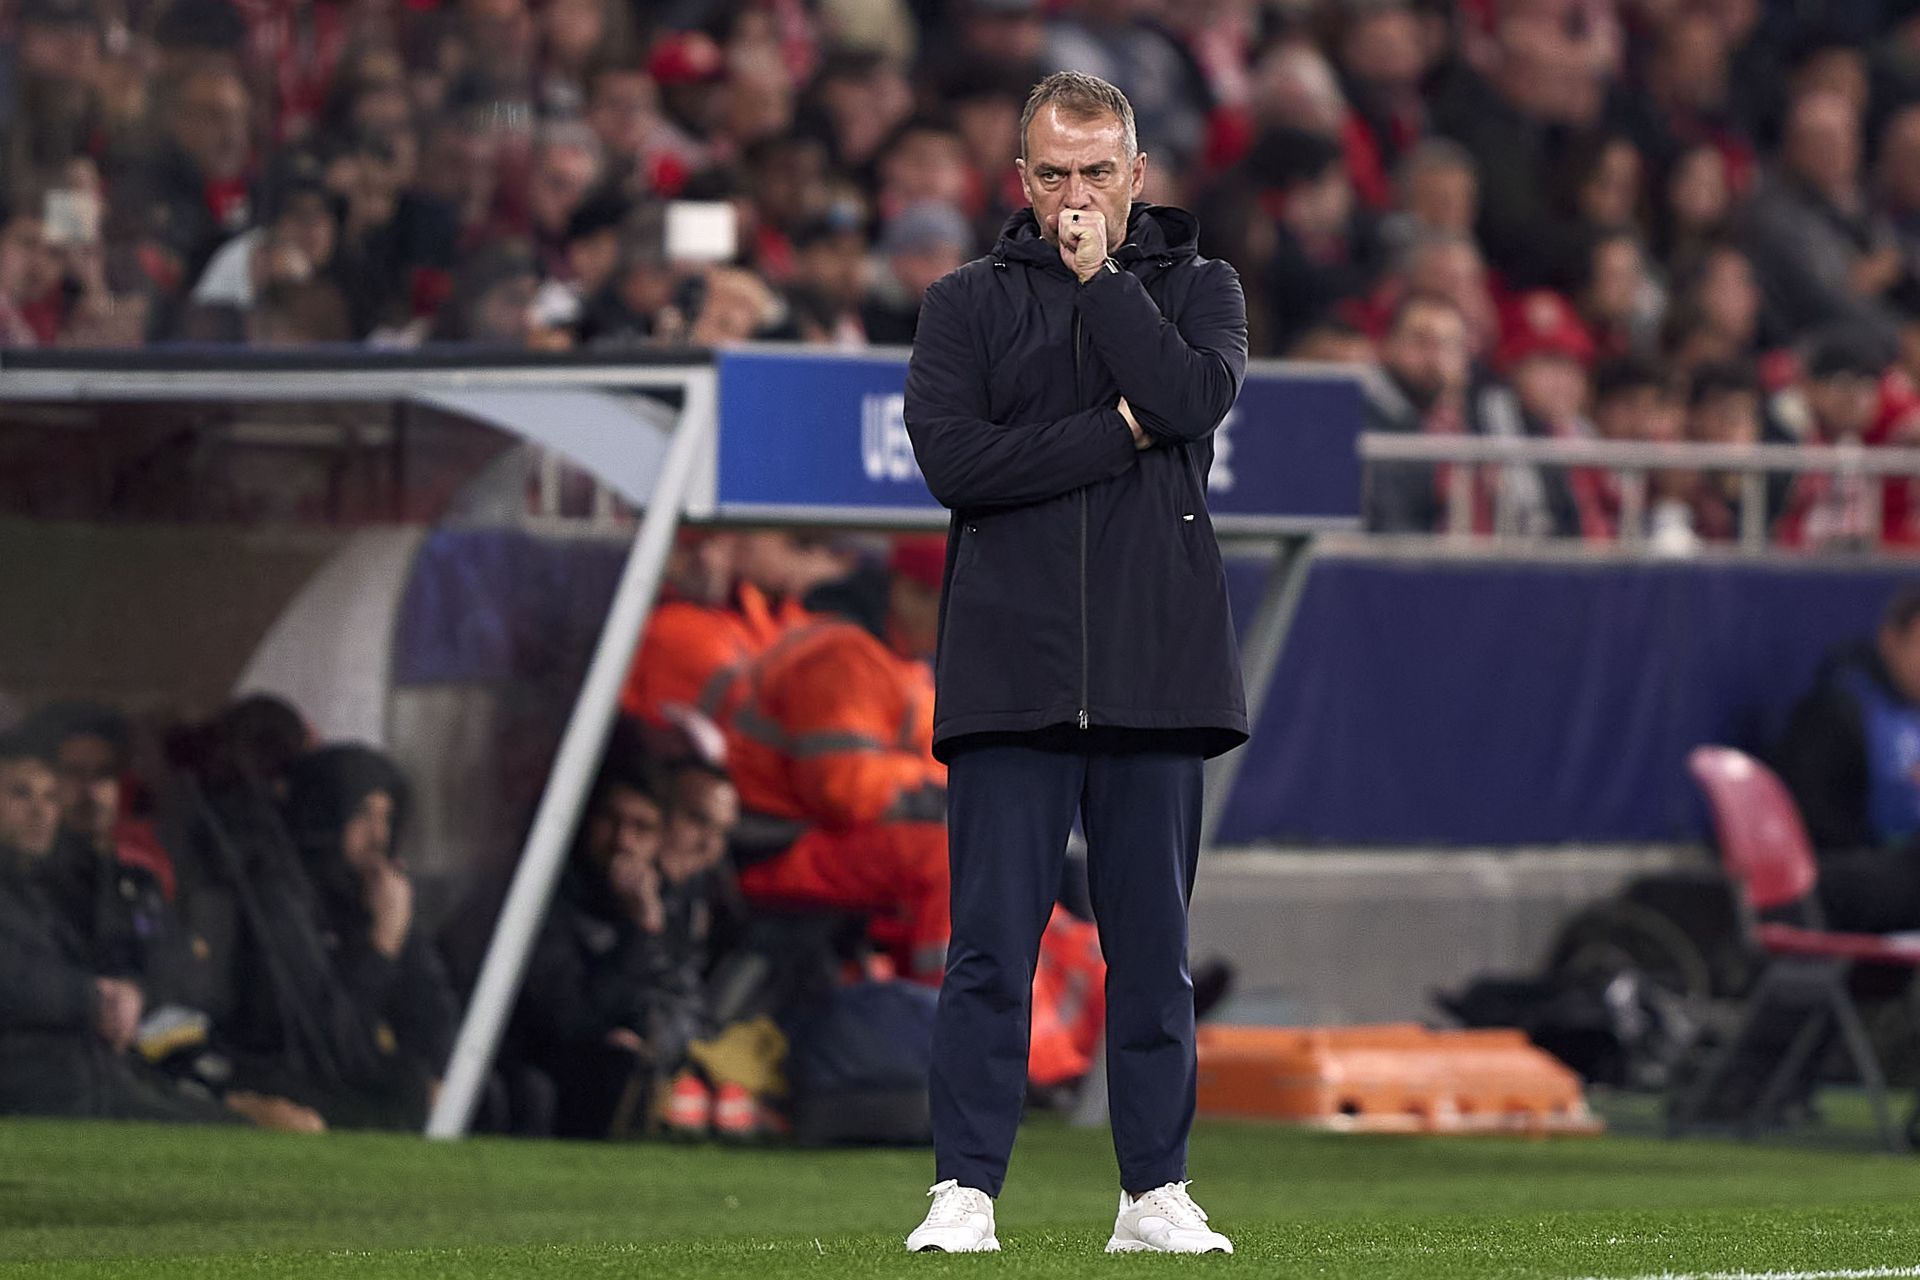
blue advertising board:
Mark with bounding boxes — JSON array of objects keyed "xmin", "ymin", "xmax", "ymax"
[{"xmin": 714, "ymin": 346, "xmax": 1361, "ymax": 533}]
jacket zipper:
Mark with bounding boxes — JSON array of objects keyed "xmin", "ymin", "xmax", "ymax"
[{"xmin": 1074, "ymin": 307, "xmax": 1089, "ymax": 730}]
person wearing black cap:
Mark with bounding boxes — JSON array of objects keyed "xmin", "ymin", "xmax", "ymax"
[{"xmin": 902, "ymin": 71, "xmax": 1244, "ymax": 1255}]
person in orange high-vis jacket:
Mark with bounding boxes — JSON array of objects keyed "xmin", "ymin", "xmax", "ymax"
[
  {"xmin": 619, "ymin": 532, "xmax": 815, "ymax": 729},
  {"xmin": 722, "ymin": 538, "xmax": 953, "ymax": 978}
]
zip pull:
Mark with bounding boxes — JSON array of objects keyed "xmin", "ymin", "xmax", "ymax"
[
  {"xmin": 1078, "ymin": 710, "xmax": 1090, "ymax": 729},
  {"xmin": 1182, "ymin": 514, "xmax": 1195, "ymax": 522}
]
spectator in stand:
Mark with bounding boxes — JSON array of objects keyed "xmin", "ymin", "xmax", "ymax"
[
  {"xmin": 1393, "ymin": 231, "xmax": 1500, "ymax": 363},
  {"xmin": 0, "ymin": 195, "xmax": 53, "ymax": 346},
  {"xmin": 1777, "ymin": 585, "xmax": 1920, "ymax": 931},
  {"xmin": 863, "ymin": 202, "xmax": 970, "ymax": 346},
  {"xmin": 1575, "ymin": 229, "xmax": 1664, "ymax": 361},
  {"xmin": 1777, "ymin": 331, "xmax": 1889, "ymax": 551},
  {"xmin": 1, "ymin": 0, "xmax": 107, "ymax": 178},
  {"xmin": 942, "ymin": 63, "xmax": 1028, "ymax": 241},
  {"xmin": 1362, "ymin": 291, "xmax": 1473, "ymax": 535},
  {"xmin": 525, "ymin": 123, "xmax": 606, "ymax": 274},
  {"xmin": 1378, "ymin": 138, "xmax": 1478, "ymax": 262},
  {"xmin": 1045, "ymin": 0, "xmax": 1210, "ymax": 168},
  {"xmin": 1633, "ymin": 7, "xmax": 1755, "ymax": 172},
  {"xmin": 742, "ymin": 135, "xmax": 833, "ymax": 281},
  {"xmin": 787, "ymin": 208, "xmax": 870, "ymax": 346},
  {"xmin": 1431, "ymin": 0, "xmax": 1620, "ymax": 289},
  {"xmin": 1742, "ymin": 89, "xmax": 1906, "ymax": 345},
  {"xmin": 873, "ymin": 117, "xmax": 973, "ymax": 224},
  {"xmin": 1590, "ymin": 355, "xmax": 1671, "ymax": 444},
  {"xmin": 121, "ymin": 61, "xmax": 255, "ymax": 300},
  {"xmin": 1655, "ymin": 142, "xmax": 1737, "ymax": 268},
  {"xmin": 1488, "ymin": 289, "xmax": 1603, "ymax": 539},
  {"xmin": 1685, "ymin": 358, "xmax": 1783, "ymax": 542},
  {"xmin": 1664, "ymin": 241, "xmax": 1772, "ymax": 381},
  {"xmin": 189, "ymin": 148, "xmax": 338, "ymax": 329},
  {"xmin": 429, "ymin": 241, "xmax": 541, "ymax": 346},
  {"xmin": 415, "ymin": 109, "xmax": 507, "ymax": 251},
  {"xmin": 931, "ymin": 0, "xmax": 1048, "ymax": 92},
  {"xmin": 803, "ymin": 49, "xmax": 913, "ymax": 174},
  {"xmin": 1331, "ymin": 0, "xmax": 1431, "ymax": 213}
]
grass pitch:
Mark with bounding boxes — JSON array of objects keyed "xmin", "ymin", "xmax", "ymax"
[{"xmin": 5, "ymin": 1108, "xmax": 1920, "ymax": 1278}]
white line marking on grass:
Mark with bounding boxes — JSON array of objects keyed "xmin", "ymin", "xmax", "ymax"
[{"xmin": 1577, "ymin": 1268, "xmax": 1920, "ymax": 1280}]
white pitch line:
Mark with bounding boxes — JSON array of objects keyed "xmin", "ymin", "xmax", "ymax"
[{"xmin": 1576, "ymin": 1268, "xmax": 1920, "ymax": 1280}]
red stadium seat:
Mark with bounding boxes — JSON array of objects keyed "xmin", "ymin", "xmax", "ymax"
[{"xmin": 1674, "ymin": 746, "xmax": 1913, "ymax": 1151}]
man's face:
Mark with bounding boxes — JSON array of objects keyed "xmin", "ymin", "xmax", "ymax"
[
  {"xmin": 1511, "ymin": 354, "xmax": 1589, "ymax": 424},
  {"xmin": 1692, "ymin": 389, "xmax": 1759, "ymax": 446},
  {"xmin": 1883, "ymin": 619, "xmax": 1920, "ymax": 705},
  {"xmin": 881, "ymin": 130, "xmax": 971, "ymax": 210},
  {"xmin": 19, "ymin": 19, "xmax": 98, "ymax": 82},
  {"xmin": 529, "ymin": 144, "xmax": 600, "ymax": 237},
  {"xmin": 589, "ymin": 71, "xmax": 658, "ymax": 161},
  {"xmin": 1381, "ymin": 301, "xmax": 1467, "ymax": 408},
  {"xmin": 1593, "ymin": 385, "xmax": 1663, "ymax": 442},
  {"xmin": 0, "ymin": 759, "xmax": 60, "ymax": 860},
  {"xmin": 1405, "ymin": 163, "xmax": 1476, "ymax": 235},
  {"xmin": 1018, "ymin": 106, "xmax": 1146, "ymax": 249},
  {"xmin": 889, "ymin": 243, "xmax": 967, "ymax": 301},
  {"xmin": 1808, "ymin": 371, "xmax": 1879, "ymax": 440},
  {"xmin": 659, "ymin": 771, "xmax": 737, "ymax": 884},
  {"xmin": 796, "ymin": 232, "xmax": 868, "ymax": 311},
  {"xmin": 585, "ymin": 784, "xmax": 664, "ymax": 874},
  {"xmin": 341, "ymin": 789, "xmax": 395, "ymax": 876},
  {"xmin": 1587, "ymin": 239, "xmax": 1643, "ymax": 323},
  {"xmin": 54, "ymin": 733, "xmax": 118, "ymax": 847},
  {"xmin": 1785, "ymin": 92, "xmax": 1860, "ymax": 197},
  {"xmin": 173, "ymin": 71, "xmax": 252, "ymax": 182}
]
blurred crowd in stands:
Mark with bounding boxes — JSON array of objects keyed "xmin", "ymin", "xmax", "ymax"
[
  {"xmin": 0, "ymin": 527, "xmax": 1113, "ymax": 1140},
  {"xmin": 15, "ymin": 0, "xmax": 1920, "ymax": 547}
]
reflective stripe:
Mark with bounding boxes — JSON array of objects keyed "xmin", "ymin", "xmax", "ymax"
[
  {"xmin": 789, "ymin": 729, "xmax": 890, "ymax": 758},
  {"xmin": 695, "ymin": 660, "xmax": 747, "ymax": 719},
  {"xmin": 732, "ymin": 705, "xmax": 888, "ymax": 759}
]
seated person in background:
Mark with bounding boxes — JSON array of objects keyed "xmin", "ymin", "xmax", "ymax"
[
  {"xmin": 506, "ymin": 726, "xmax": 677, "ymax": 1138},
  {"xmin": 22, "ymin": 701, "xmax": 176, "ymax": 900},
  {"xmin": 0, "ymin": 733, "xmax": 317, "ymax": 1129},
  {"xmin": 720, "ymin": 537, "xmax": 951, "ymax": 980},
  {"xmin": 1778, "ymin": 586, "xmax": 1920, "ymax": 932},
  {"xmin": 619, "ymin": 530, "xmax": 810, "ymax": 730},
  {"xmin": 266, "ymin": 744, "xmax": 459, "ymax": 1128}
]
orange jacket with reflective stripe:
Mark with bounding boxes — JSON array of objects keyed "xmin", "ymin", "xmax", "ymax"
[
  {"xmin": 723, "ymin": 621, "xmax": 945, "ymax": 829},
  {"xmin": 619, "ymin": 584, "xmax": 806, "ymax": 727}
]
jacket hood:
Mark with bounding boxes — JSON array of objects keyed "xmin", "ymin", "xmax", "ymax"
[
  {"xmin": 992, "ymin": 202, "xmax": 1201, "ymax": 271},
  {"xmin": 283, "ymin": 744, "xmax": 410, "ymax": 911}
]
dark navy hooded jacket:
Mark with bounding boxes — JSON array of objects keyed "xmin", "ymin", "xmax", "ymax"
[{"xmin": 903, "ymin": 202, "xmax": 1250, "ymax": 762}]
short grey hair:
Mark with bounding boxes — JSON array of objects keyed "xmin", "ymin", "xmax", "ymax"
[{"xmin": 1018, "ymin": 71, "xmax": 1137, "ymax": 160}]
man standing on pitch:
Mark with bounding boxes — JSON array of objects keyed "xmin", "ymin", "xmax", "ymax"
[{"xmin": 901, "ymin": 71, "xmax": 1248, "ymax": 1255}]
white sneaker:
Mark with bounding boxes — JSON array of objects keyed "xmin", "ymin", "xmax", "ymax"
[
  {"xmin": 905, "ymin": 1179, "xmax": 1001, "ymax": 1253},
  {"xmin": 1106, "ymin": 1181, "xmax": 1233, "ymax": 1254}
]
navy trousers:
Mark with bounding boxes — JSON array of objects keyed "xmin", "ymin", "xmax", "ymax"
[{"xmin": 930, "ymin": 739, "xmax": 1204, "ymax": 1196}]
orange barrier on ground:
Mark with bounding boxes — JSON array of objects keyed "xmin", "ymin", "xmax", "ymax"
[{"xmin": 1195, "ymin": 1023, "xmax": 1602, "ymax": 1135}]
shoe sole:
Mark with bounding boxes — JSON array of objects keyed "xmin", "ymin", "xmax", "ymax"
[
  {"xmin": 1106, "ymin": 1235, "xmax": 1231, "ymax": 1254},
  {"xmin": 909, "ymin": 1239, "xmax": 1001, "ymax": 1253}
]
